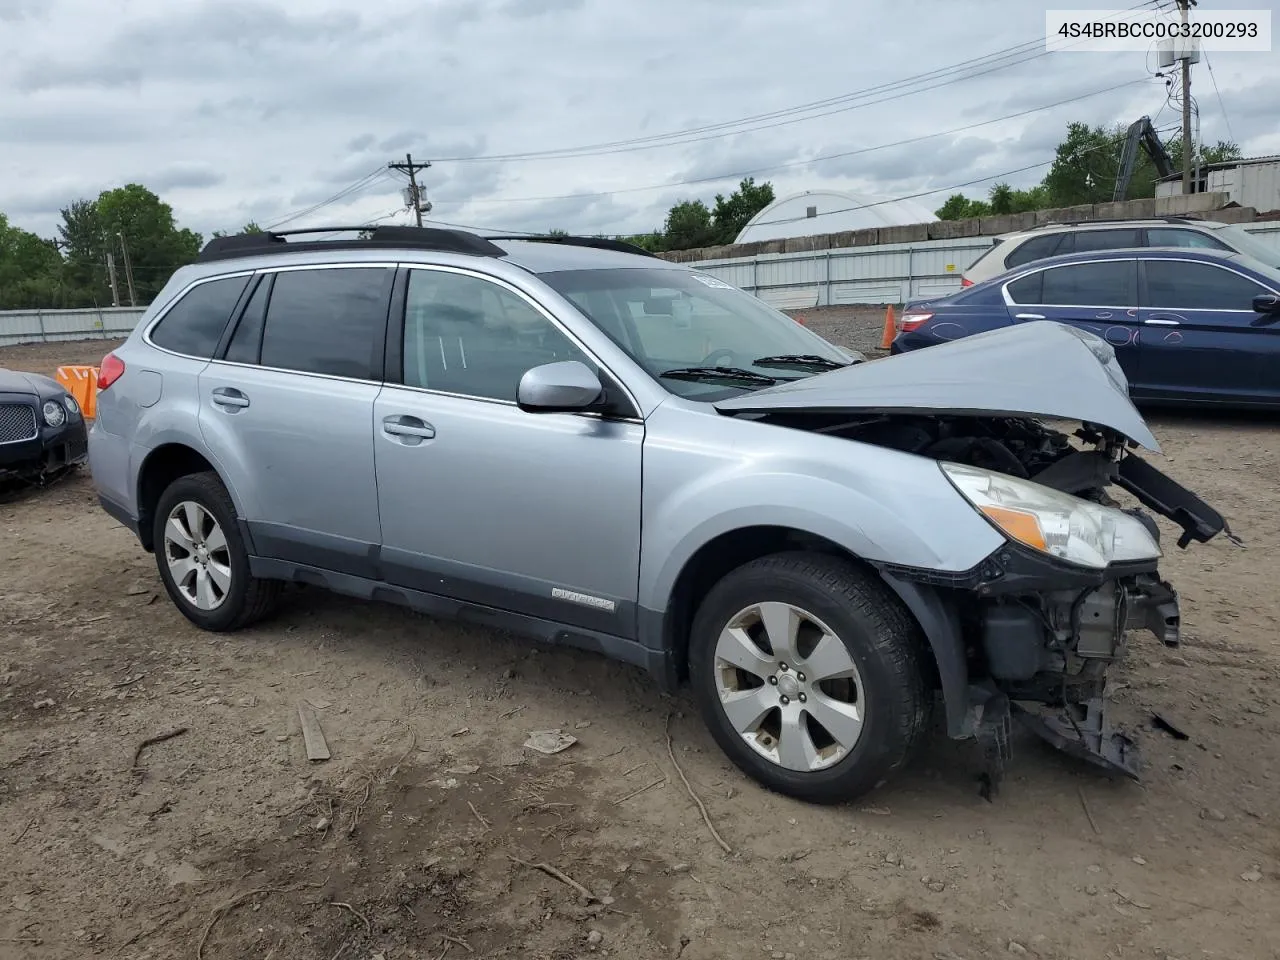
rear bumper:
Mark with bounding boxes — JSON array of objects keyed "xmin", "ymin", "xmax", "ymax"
[{"xmin": 98, "ymin": 493, "xmax": 142, "ymax": 538}]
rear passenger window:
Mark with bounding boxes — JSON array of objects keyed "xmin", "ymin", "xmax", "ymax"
[
  {"xmin": 149, "ymin": 275, "xmax": 249, "ymax": 358},
  {"xmin": 1042, "ymin": 261, "xmax": 1136, "ymax": 305},
  {"xmin": 1004, "ymin": 235, "xmax": 1062, "ymax": 269},
  {"xmin": 1073, "ymin": 229, "xmax": 1139, "ymax": 252},
  {"xmin": 1147, "ymin": 228, "xmax": 1231, "ymax": 251},
  {"xmin": 258, "ymin": 267, "xmax": 393, "ymax": 380},
  {"xmin": 1006, "ymin": 271, "xmax": 1043, "ymax": 304}
]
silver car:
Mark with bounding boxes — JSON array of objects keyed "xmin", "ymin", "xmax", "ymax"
[{"xmin": 88, "ymin": 226, "xmax": 1231, "ymax": 803}]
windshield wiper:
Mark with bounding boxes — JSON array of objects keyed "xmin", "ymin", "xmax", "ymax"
[
  {"xmin": 751, "ymin": 354, "xmax": 851, "ymax": 371},
  {"xmin": 659, "ymin": 366, "xmax": 778, "ymax": 386}
]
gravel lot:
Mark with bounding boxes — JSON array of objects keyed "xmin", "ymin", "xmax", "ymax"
[{"xmin": 2, "ymin": 312, "xmax": 1278, "ymax": 960}]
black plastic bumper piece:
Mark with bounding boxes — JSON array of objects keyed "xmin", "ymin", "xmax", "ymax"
[
  {"xmin": 1013, "ymin": 697, "xmax": 1142, "ymax": 781},
  {"xmin": 1116, "ymin": 453, "xmax": 1236, "ymax": 549}
]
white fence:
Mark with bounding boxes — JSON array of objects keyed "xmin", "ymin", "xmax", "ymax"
[
  {"xmin": 3, "ymin": 222, "xmax": 1279, "ymax": 344},
  {"xmin": 0, "ymin": 307, "xmax": 147, "ymax": 347},
  {"xmin": 683, "ymin": 222, "xmax": 1280, "ymax": 309}
]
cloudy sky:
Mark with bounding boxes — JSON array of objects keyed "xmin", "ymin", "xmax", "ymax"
[{"xmin": 2, "ymin": 0, "xmax": 1278, "ymax": 242}]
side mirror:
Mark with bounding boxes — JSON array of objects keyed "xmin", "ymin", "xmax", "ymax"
[
  {"xmin": 517, "ymin": 360, "xmax": 604, "ymax": 413},
  {"xmin": 1252, "ymin": 293, "xmax": 1280, "ymax": 315}
]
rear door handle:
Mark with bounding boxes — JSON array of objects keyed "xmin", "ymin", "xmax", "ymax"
[
  {"xmin": 210, "ymin": 387, "xmax": 249, "ymax": 409},
  {"xmin": 382, "ymin": 415, "xmax": 435, "ymax": 443},
  {"xmin": 1015, "ymin": 313, "xmax": 1045, "ymax": 320}
]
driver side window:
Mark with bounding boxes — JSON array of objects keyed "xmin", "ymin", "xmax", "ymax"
[{"xmin": 402, "ymin": 269, "xmax": 592, "ymax": 402}]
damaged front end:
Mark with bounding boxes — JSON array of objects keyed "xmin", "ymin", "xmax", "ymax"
[
  {"xmin": 743, "ymin": 409, "xmax": 1233, "ymax": 794},
  {"xmin": 713, "ymin": 323, "xmax": 1235, "ymax": 793}
]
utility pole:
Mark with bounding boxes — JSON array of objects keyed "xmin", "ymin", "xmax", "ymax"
[
  {"xmin": 1178, "ymin": 0, "xmax": 1196, "ymax": 194},
  {"xmin": 104, "ymin": 248, "xmax": 121, "ymax": 307},
  {"xmin": 387, "ymin": 153, "xmax": 432, "ymax": 227},
  {"xmin": 117, "ymin": 231, "xmax": 137, "ymax": 307}
]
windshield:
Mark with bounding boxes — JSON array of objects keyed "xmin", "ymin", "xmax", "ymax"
[
  {"xmin": 540, "ymin": 267, "xmax": 851, "ymax": 399},
  {"xmin": 1212, "ymin": 223, "xmax": 1280, "ymax": 269}
]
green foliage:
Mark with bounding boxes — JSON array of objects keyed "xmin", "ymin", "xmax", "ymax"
[
  {"xmin": 605, "ymin": 177, "xmax": 777, "ymax": 252},
  {"xmin": 2, "ymin": 185, "xmax": 204, "ymax": 309},
  {"xmin": 936, "ymin": 121, "xmax": 1243, "ymax": 220},
  {"xmin": 211, "ymin": 220, "xmax": 265, "ymax": 239}
]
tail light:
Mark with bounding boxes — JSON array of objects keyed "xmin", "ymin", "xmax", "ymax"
[
  {"xmin": 960, "ymin": 277, "xmax": 974, "ymax": 287},
  {"xmin": 98, "ymin": 353, "xmax": 125, "ymax": 390},
  {"xmin": 898, "ymin": 311, "xmax": 934, "ymax": 332}
]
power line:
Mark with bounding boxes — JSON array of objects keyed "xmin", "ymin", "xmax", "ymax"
[
  {"xmin": 263, "ymin": 166, "xmax": 392, "ymax": 230},
  {"xmin": 433, "ymin": 78, "xmax": 1153, "ymax": 207},
  {"xmin": 426, "ymin": 1, "xmax": 1161, "ymax": 164},
  {"xmin": 1202, "ymin": 52, "xmax": 1236, "ymax": 144}
]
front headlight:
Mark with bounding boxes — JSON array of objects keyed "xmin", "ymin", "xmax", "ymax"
[
  {"xmin": 940, "ymin": 461, "xmax": 1161, "ymax": 569},
  {"xmin": 63, "ymin": 394, "xmax": 80, "ymax": 419},
  {"xmin": 42, "ymin": 400, "xmax": 66, "ymax": 427}
]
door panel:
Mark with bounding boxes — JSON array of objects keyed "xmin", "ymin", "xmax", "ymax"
[
  {"xmin": 1136, "ymin": 259, "xmax": 1280, "ymax": 404},
  {"xmin": 198, "ymin": 365, "xmax": 383, "ymax": 575},
  {"xmin": 197, "ymin": 264, "xmax": 393, "ymax": 576},
  {"xmin": 1004, "ymin": 259, "xmax": 1143, "ymax": 384},
  {"xmin": 374, "ymin": 388, "xmax": 643, "ymax": 635},
  {"xmin": 375, "ymin": 266, "xmax": 644, "ymax": 637}
]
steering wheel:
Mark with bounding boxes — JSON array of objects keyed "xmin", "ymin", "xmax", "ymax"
[{"xmin": 700, "ymin": 348, "xmax": 739, "ymax": 367}]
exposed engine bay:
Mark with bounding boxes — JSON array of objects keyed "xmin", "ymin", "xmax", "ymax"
[{"xmin": 751, "ymin": 409, "xmax": 1236, "ymax": 796}]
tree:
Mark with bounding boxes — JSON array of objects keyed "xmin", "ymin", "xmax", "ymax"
[
  {"xmin": 662, "ymin": 199, "xmax": 717, "ymax": 250},
  {"xmin": 0, "ymin": 213, "xmax": 67, "ymax": 309},
  {"xmin": 935, "ymin": 194, "xmax": 990, "ymax": 221},
  {"xmin": 91, "ymin": 184, "xmax": 201, "ymax": 302},
  {"xmin": 710, "ymin": 177, "xmax": 775, "ymax": 245},
  {"xmin": 211, "ymin": 220, "xmax": 265, "ymax": 239}
]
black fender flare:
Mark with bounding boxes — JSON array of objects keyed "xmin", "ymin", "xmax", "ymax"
[{"xmin": 878, "ymin": 571, "xmax": 971, "ymax": 739}]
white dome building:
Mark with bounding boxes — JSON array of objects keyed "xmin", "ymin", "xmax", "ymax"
[{"xmin": 735, "ymin": 189, "xmax": 937, "ymax": 244}]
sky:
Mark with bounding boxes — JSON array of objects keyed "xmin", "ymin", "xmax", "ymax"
[{"xmin": 2, "ymin": 0, "xmax": 1278, "ymax": 243}]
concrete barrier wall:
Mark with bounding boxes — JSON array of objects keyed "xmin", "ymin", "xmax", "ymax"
[{"xmin": 678, "ymin": 221, "xmax": 1280, "ymax": 309}]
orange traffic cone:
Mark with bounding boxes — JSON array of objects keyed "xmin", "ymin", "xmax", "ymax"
[{"xmin": 879, "ymin": 305, "xmax": 897, "ymax": 350}]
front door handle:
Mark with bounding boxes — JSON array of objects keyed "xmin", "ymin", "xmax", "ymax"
[
  {"xmin": 382, "ymin": 415, "xmax": 435, "ymax": 443},
  {"xmin": 1144, "ymin": 316, "xmax": 1181, "ymax": 326},
  {"xmin": 1014, "ymin": 313, "xmax": 1045, "ymax": 320},
  {"xmin": 211, "ymin": 387, "xmax": 249, "ymax": 409}
]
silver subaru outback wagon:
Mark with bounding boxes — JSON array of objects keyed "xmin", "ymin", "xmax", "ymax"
[{"xmin": 88, "ymin": 226, "xmax": 1232, "ymax": 802}]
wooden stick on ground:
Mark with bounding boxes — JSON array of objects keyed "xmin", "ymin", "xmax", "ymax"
[
  {"xmin": 297, "ymin": 702, "xmax": 331, "ymax": 761},
  {"xmin": 131, "ymin": 727, "xmax": 188, "ymax": 773},
  {"xmin": 613, "ymin": 776, "xmax": 666, "ymax": 805},
  {"xmin": 665, "ymin": 712, "xmax": 732, "ymax": 854},
  {"xmin": 1077, "ymin": 785, "xmax": 1101, "ymax": 835},
  {"xmin": 506, "ymin": 855, "xmax": 597, "ymax": 901}
]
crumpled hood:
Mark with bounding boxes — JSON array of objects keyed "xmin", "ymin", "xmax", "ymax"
[{"xmin": 715, "ymin": 321, "xmax": 1160, "ymax": 452}]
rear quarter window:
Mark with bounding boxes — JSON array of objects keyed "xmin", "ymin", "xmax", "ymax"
[
  {"xmin": 1004, "ymin": 234, "xmax": 1063, "ymax": 269},
  {"xmin": 149, "ymin": 275, "xmax": 250, "ymax": 358}
]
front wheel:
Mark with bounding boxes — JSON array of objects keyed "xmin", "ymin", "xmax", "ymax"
[
  {"xmin": 152, "ymin": 471, "xmax": 281, "ymax": 631},
  {"xmin": 688, "ymin": 552, "xmax": 932, "ymax": 804}
]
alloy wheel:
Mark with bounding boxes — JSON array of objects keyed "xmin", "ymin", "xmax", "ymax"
[{"xmin": 163, "ymin": 501, "xmax": 232, "ymax": 611}]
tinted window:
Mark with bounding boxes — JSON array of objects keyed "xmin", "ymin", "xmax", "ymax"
[
  {"xmin": 150, "ymin": 275, "xmax": 249, "ymax": 358},
  {"xmin": 1042, "ymin": 261, "xmax": 1136, "ymax": 305},
  {"xmin": 258, "ymin": 267, "xmax": 392, "ymax": 380},
  {"xmin": 402, "ymin": 269, "xmax": 592, "ymax": 402},
  {"xmin": 1145, "ymin": 260, "xmax": 1267, "ymax": 310},
  {"xmin": 224, "ymin": 274, "xmax": 271, "ymax": 364},
  {"xmin": 1073, "ymin": 229, "xmax": 1139, "ymax": 252},
  {"xmin": 1006, "ymin": 271, "xmax": 1043, "ymax": 304},
  {"xmin": 1004, "ymin": 234, "xmax": 1062, "ymax": 269},
  {"xmin": 1147, "ymin": 228, "xmax": 1231, "ymax": 251}
]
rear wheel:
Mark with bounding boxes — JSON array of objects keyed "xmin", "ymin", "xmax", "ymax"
[
  {"xmin": 152, "ymin": 471, "xmax": 281, "ymax": 631},
  {"xmin": 688, "ymin": 552, "xmax": 932, "ymax": 804}
]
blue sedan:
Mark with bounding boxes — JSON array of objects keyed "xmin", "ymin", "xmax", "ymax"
[{"xmin": 893, "ymin": 247, "xmax": 1280, "ymax": 408}]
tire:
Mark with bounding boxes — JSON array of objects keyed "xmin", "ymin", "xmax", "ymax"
[
  {"xmin": 151, "ymin": 471, "xmax": 281, "ymax": 631},
  {"xmin": 688, "ymin": 551, "xmax": 933, "ymax": 804}
]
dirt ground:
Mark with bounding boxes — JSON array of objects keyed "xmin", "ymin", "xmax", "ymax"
[{"xmin": 2, "ymin": 315, "xmax": 1278, "ymax": 960}]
